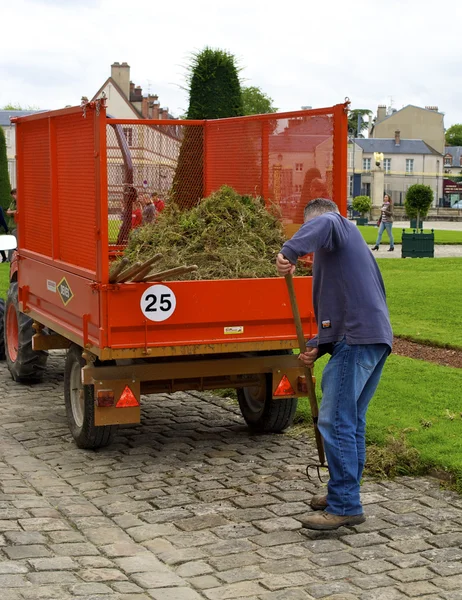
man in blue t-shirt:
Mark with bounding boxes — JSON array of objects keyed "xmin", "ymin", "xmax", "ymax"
[{"xmin": 276, "ymin": 198, "xmax": 392, "ymax": 531}]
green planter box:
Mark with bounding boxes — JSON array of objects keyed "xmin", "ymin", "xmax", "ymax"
[
  {"xmin": 401, "ymin": 230, "xmax": 434, "ymax": 258},
  {"xmin": 410, "ymin": 219, "xmax": 424, "ymax": 229},
  {"xmin": 355, "ymin": 217, "xmax": 368, "ymax": 226}
]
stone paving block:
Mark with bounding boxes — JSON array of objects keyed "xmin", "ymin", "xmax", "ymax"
[
  {"xmin": 203, "ymin": 581, "xmax": 266, "ymax": 599},
  {"xmin": 50, "ymin": 542, "xmax": 100, "ymax": 556},
  {"xmin": 26, "ymin": 571, "xmax": 79, "ymax": 584},
  {"xmin": 428, "ymin": 561, "xmax": 462, "ymax": 577},
  {"xmin": 431, "ymin": 573, "xmax": 462, "ymax": 591},
  {"xmin": 388, "ymin": 566, "xmax": 434, "ymax": 583},
  {"xmin": 148, "ymin": 587, "xmax": 204, "ymax": 600},
  {"xmin": 111, "ymin": 581, "xmax": 146, "ymax": 593},
  {"xmin": 188, "ymin": 574, "xmax": 221, "ymax": 590},
  {"xmin": 175, "ymin": 560, "xmax": 214, "ymax": 578},
  {"xmin": 0, "ymin": 561, "xmax": 30, "ymax": 574},
  {"xmin": 78, "ymin": 568, "xmax": 129, "ymax": 581},
  {"xmin": 260, "ymin": 572, "xmax": 316, "ymax": 591},
  {"xmin": 388, "ymin": 539, "xmax": 433, "ymax": 554},
  {"xmin": 340, "ymin": 532, "xmax": 387, "ymax": 547},
  {"xmin": 352, "ymin": 559, "xmax": 395, "ymax": 575},
  {"xmin": 131, "ymin": 570, "xmax": 185, "ymax": 588},
  {"xmin": 309, "ymin": 551, "xmax": 357, "ymax": 568},
  {"xmin": 0, "ymin": 574, "xmax": 29, "ymax": 587},
  {"xmin": 359, "ymin": 588, "xmax": 406, "ymax": 600},
  {"xmin": 386, "ymin": 553, "xmax": 430, "ymax": 569},
  {"xmin": 114, "ymin": 553, "xmax": 170, "ymax": 574},
  {"xmin": 260, "ymin": 557, "xmax": 316, "ymax": 575},
  {"xmin": 166, "ymin": 530, "xmax": 219, "ymax": 548},
  {"xmin": 18, "ymin": 517, "xmax": 71, "ymax": 531},
  {"xmin": 252, "ymin": 516, "xmax": 301, "ymax": 533},
  {"xmin": 127, "ymin": 524, "xmax": 179, "ymax": 542},
  {"xmin": 28, "ymin": 556, "xmax": 78, "ymax": 570},
  {"xmin": 421, "ymin": 546, "xmax": 462, "ymax": 562},
  {"xmin": 70, "ymin": 582, "xmax": 114, "ymax": 595},
  {"xmin": 259, "ymin": 588, "xmax": 314, "ymax": 599},
  {"xmin": 101, "ymin": 542, "xmax": 151, "ymax": 557},
  {"xmin": 208, "ymin": 551, "xmax": 264, "ymax": 571},
  {"xmin": 77, "ymin": 556, "xmax": 115, "ymax": 569},
  {"xmin": 349, "ymin": 573, "xmax": 396, "ymax": 590},
  {"xmin": 251, "ymin": 531, "xmax": 302, "ymax": 547},
  {"xmin": 157, "ymin": 547, "xmax": 208, "ymax": 565},
  {"xmin": 4, "ymin": 544, "xmax": 52, "ymax": 559},
  {"xmin": 175, "ymin": 514, "xmax": 230, "ymax": 532},
  {"xmin": 396, "ymin": 581, "xmax": 442, "ymax": 597},
  {"xmin": 306, "ymin": 580, "xmax": 360, "ymax": 598},
  {"xmin": 429, "ymin": 531, "xmax": 462, "ymax": 548},
  {"xmin": 226, "ymin": 507, "xmax": 275, "ymax": 522},
  {"xmin": 215, "ymin": 564, "xmax": 263, "ymax": 584}
]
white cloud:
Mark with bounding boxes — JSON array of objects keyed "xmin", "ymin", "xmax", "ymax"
[{"xmin": 2, "ymin": 0, "xmax": 462, "ymax": 126}]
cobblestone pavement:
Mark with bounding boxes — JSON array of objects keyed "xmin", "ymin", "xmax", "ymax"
[{"xmin": 1, "ymin": 354, "xmax": 462, "ymax": 600}]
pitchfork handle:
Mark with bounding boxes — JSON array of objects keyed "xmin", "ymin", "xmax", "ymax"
[{"xmin": 284, "ymin": 273, "xmax": 326, "ymax": 466}]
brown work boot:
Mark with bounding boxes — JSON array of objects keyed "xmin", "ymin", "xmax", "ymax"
[
  {"xmin": 299, "ymin": 511, "xmax": 366, "ymax": 530},
  {"xmin": 310, "ymin": 494, "xmax": 328, "ymax": 511}
]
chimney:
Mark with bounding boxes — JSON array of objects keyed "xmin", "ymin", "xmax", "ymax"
[
  {"xmin": 130, "ymin": 82, "xmax": 135, "ymax": 95},
  {"xmin": 141, "ymin": 97, "xmax": 149, "ymax": 118},
  {"xmin": 425, "ymin": 106, "xmax": 439, "ymax": 112},
  {"xmin": 111, "ymin": 62, "xmax": 130, "ymax": 98},
  {"xmin": 152, "ymin": 96, "xmax": 160, "ymax": 119},
  {"xmin": 162, "ymin": 107, "xmax": 169, "ymax": 119},
  {"xmin": 377, "ymin": 104, "xmax": 387, "ymax": 122},
  {"xmin": 395, "ymin": 130, "xmax": 400, "ymax": 146}
]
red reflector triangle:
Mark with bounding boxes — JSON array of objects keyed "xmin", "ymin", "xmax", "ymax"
[
  {"xmin": 116, "ymin": 385, "xmax": 139, "ymax": 408},
  {"xmin": 274, "ymin": 374, "xmax": 296, "ymax": 397}
]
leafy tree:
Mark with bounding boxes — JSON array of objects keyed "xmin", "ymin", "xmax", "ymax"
[
  {"xmin": 405, "ymin": 184, "xmax": 433, "ymax": 229},
  {"xmin": 348, "ymin": 109, "xmax": 372, "ymax": 138},
  {"xmin": 1, "ymin": 103, "xmax": 40, "ymax": 111},
  {"xmin": 173, "ymin": 47, "xmax": 244, "ymax": 209},
  {"xmin": 445, "ymin": 124, "xmax": 462, "ymax": 146},
  {"xmin": 352, "ymin": 195, "xmax": 372, "ymax": 217},
  {"xmin": 241, "ymin": 86, "xmax": 277, "ymax": 115},
  {"xmin": 0, "ymin": 127, "xmax": 11, "ymax": 218}
]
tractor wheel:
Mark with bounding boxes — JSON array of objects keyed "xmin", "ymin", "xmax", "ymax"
[
  {"xmin": 64, "ymin": 344, "xmax": 117, "ymax": 449},
  {"xmin": 237, "ymin": 372, "xmax": 298, "ymax": 433},
  {"xmin": 0, "ymin": 298, "xmax": 5, "ymax": 360},
  {"xmin": 5, "ymin": 282, "xmax": 48, "ymax": 381}
]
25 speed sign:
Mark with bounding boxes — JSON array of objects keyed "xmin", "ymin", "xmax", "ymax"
[{"xmin": 140, "ymin": 285, "xmax": 176, "ymax": 322}]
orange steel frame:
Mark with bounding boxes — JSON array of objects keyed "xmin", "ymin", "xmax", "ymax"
[{"xmin": 13, "ymin": 102, "xmax": 348, "ymax": 359}]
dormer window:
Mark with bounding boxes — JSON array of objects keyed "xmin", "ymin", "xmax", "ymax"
[{"xmin": 444, "ymin": 154, "xmax": 453, "ymax": 167}]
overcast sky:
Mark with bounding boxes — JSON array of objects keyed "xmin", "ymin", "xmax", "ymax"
[{"xmin": 2, "ymin": 0, "xmax": 462, "ymax": 128}]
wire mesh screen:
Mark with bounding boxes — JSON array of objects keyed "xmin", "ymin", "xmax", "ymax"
[
  {"xmin": 55, "ymin": 111, "xmax": 97, "ymax": 272},
  {"xmin": 206, "ymin": 113, "xmax": 335, "ymax": 224},
  {"xmin": 206, "ymin": 119, "xmax": 263, "ymax": 197},
  {"xmin": 106, "ymin": 122, "xmax": 203, "ymax": 245},
  {"xmin": 268, "ymin": 113, "xmax": 334, "ymax": 224},
  {"xmin": 20, "ymin": 119, "xmax": 52, "ymax": 256}
]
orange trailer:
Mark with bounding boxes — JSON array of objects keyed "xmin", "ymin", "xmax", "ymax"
[{"xmin": 1, "ymin": 100, "xmax": 348, "ymax": 448}]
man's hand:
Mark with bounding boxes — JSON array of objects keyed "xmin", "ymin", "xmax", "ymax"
[
  {"xmin": 298, "ymin": 347, "xmax": 318, "ymax": 369},
  {"xmin": 276, "ymin": 253, "xmax": 296, "ymax": 276}
]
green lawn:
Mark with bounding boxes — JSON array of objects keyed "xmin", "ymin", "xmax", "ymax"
[
  {"xmin": 357, "ymin": 225, "xmax": 462, "ymax": 245},
  {"xmin": 0, "ymin": 263, "xmax": 8, "ymax": 300},
  {"xmin": 296, "ymin": 352, "xmax": 462, "ymax": 490},
  {"xmin": 377, "ymin": 258, "xmax": 462, "ymax": 348}
]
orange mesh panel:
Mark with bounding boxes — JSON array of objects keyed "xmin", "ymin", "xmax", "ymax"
[
  {"xmin": 21, "ymin": 120, "xmax": 52, "ymax": 256},
  {"xmin": 106, "ymin": 122, "xmax": 203, "ymax": 244},
  {"xmin": 206, "ymin": 119, "xmax": 263, "ymax": 197},
  {"xmin": 206, "ymin": 113, "xmax": 334, "ymax": 225},
  {"xmin": 55, "ymin": 112, "xmax": 97, "ymax": 273}
]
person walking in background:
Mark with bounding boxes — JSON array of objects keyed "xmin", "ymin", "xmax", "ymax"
[
  {"xmin": 0, "ymin": 202, "xmax": 9, "ymax": 262},
  {"xmin": 6, "ymin": 188, "xmax": 17, "ymax": 262},
  {"xmin": 276, "ymin": 198, "xmax": 392, "ymax": 530},
  {"xmin": 151, "ymin": 193, "xmax": 165, "ymax": 214},
  {"xmin": 131, "ymin": 200, "xmax": 143, "ymax": 229},
  {"xmin": 142, "ymin": 194, "xmax": 156, "ymax": 224},
  {"xmin": 372, "ymin": 194, "xmax": 394, "ymax": 251}
]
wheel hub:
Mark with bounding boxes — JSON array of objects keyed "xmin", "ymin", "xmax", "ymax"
[{"xmin": 70, "ymin": 361, "xmax": 85, "ymax": 428}]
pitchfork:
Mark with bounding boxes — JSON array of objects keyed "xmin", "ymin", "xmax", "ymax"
[{"xmin": 284, "ymin": 273, "xmax": 329, "ymax": 483}]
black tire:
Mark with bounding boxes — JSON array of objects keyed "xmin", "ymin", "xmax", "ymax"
[
  {"xmin": 64, "ymin": 344, "xmax": 117, "ymax": 449},
  {"xmin": 237, "ymin": 373, "xmax": 298, "ymax": 433},
  {"xmin": 0, "ymin": 298, "xmax": 5, "ymax": 360},
  {"xmin": 4, "ymin": 282, "xmax": 48, "ymax": 381}
]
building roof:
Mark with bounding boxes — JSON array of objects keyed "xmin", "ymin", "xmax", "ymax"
[
  {"xmin": 444, "ymin": 146, "xmax": 462, "ymax": 162},
  {"xmin": 0, "ymin": 110, "xmax": 45, "ymax": 126},
  {"xmin": 354, "ymin": 138, "xmax": 441, "ymax": 156},
  {"xmin": 376, "ymin": 104, "xmax": 444, "ymax": 125}
]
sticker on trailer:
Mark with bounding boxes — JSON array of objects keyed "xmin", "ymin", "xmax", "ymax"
[
  {"xmin": 57, "ymin": 277, "xmax": 74, "ymax": 306},
  {"xmin": 140, "ymin": 285, "xmax": 176, "ymax": 322},
  {"xmin": 224, "ymin": 326, "xmax": 244, "ymax": 335},
  {"xmin": 47, "ymin": 280, "xmax": 57, "ymax": 293}
]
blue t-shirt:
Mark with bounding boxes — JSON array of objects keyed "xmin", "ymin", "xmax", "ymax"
[{"xmin": 281, "ymin": 212, "xmax": 393, "ymax": 349}]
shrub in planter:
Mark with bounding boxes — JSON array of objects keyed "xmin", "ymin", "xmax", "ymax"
[
  {"xmin": 352, "ymin": 195, "xmax": 371, "ymax": 224},
  {"xmin": 405, "ymin": 184, "xmax": 433, "ymax": 230}
]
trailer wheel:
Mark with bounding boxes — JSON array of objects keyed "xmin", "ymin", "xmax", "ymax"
[
  {"xmin": 238, "ymin": 373, "xmax": 298, "ymax": 433},
  {"xmin": 0, "ymin": 298, "xmax": 5, "ymax": 360},
  {"xmin": 64, "ymin": 344, "xmax": 117, "ymax": 449},
  {"xmin": 5, "ymin": 282, "xmax": 48, "ymax": 380}
]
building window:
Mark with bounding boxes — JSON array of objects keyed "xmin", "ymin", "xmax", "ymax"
[
  {"xmin": 295, "ymin": 163, "xmax": 303, "ymax": 172},
  {"xmin": 348, "ymin": 146, "xmax": 354, "ymax": 169},
  {"xmin": 383, "ymin": 158, "xmax": 391, "ymax": 174},
  {"xmin": 444, "ymin": 155, "xmax": 452, "ymax": 167},
  {"xmin": 406, "ymin": 159, "xmax": 414, "ymax": 174},
  {"xmin": 294, "ymin": 184, "xmax": 302, "ymax": 193},
  {"xmin": 123, "ymin": 127, "xmax": 133, "ymax": 147},
  {"xmin": 363, "ymin": 158, "xmax": 371, "ymax": 172},
  {"xmin": 460, "ymin": 156, "xmax": 462, "ymax": 167},
  {"xmin": 4, "ymin": 129, "xmax": 11, "ymax": 147},
  {"xmin": 348, "ymin": 175, "xmax": 353, "ymax": 197}
]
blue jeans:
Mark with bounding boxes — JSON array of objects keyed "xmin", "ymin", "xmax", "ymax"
[
  {"xmin": 318, "ymin": 339, "xmax": 390, "ymax": 516},
  {"xmin": 375, "ymin": 222, "xmax": 394, "ymax": 248}
]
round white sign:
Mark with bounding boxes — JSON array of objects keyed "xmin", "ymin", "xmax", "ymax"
[{"xmin": 140, "ymin": 285, "xmax": 176, "ymax": 322}]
